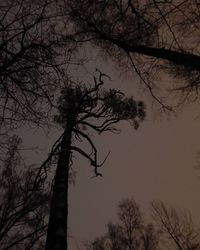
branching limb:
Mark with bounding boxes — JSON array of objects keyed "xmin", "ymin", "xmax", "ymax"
[
  {"xmin": 71, "ymin": 145, "xmax": 110, "ymax": 177},
  {"xmin": 126, "ymin": 51, "xmax": 174, "ymax": 113},
  {"xmin": 78, "ymin": 120, "xmax": 120, "ymax": 134},
  {"xmin": 33, "ymin": 132, "xmax": 64, "ymax": 189}
]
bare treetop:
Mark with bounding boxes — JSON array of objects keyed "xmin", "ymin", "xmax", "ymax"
[
  {"xmin": 0, "ymin": 0, "xmax": 74, "ymax": 131},
  {"xmin": 67, "ymin": 0, "xmax": 200, "ymax": 111},
  {"xmin": 55, "ymin": 72, "xmax": 145, "ymax": 131}
]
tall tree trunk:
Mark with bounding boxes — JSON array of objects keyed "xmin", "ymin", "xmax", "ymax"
[
  {"xmin": 45, "ymin": 123, "xmax": 73, "ymax": 250},
  {"xmin": 72, "ymin": 7, "xmax": 200, "ymax": 71},
  {"xmin": 100, "ymin": 33, "xmax": 200, "ymax": 71},
  {"xmin": 123, "ymin": 44, "xmax": 200, "ymax": 71}
]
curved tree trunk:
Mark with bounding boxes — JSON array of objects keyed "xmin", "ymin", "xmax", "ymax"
[
  {"xmin": 121, "ymin": 44, "xmax": 200, "ymax": 71},
  {"xmin": 103, "ymin": 34, "xmax": 200, "ymax": 71},
  {"xmin": 77, "ymin": 15, "xmax": 200, "ymax": 71},
  {"xmin": 45, "ymin": 123, "xmax": 73, "ymax": 250}
]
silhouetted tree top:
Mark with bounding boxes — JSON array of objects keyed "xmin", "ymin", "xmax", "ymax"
[
  {"xmin": 40, "ymin": 71, "xmax": 145, "ymax": 181},
  {"xmin": 88, "ymin": 198, "xmax": 200, "ymax": 250},
  {"xmin": 67, "ymin": 0, "xmax": 200, "ymax": 110},
  {"xmin": 151, "ymin": 201, "xmax": 200, "ymax": 250},
  {"xmin": 88, "ymin": 197, "xmax": 160, "ymax": 250},
  {"xmin": 55, "ymin": 72, "xmax": 145, "ymax": 131},
  {"xmin": 0, "ymin": 0, "xmax": 75, "ymax": 131},
  {"xmin": 44, "ymin": 73, "xmax": 145, "ymax": 250},
  {"xmin": 118, "ymin": 198, "xmax": 143, "ymax": 231},
  {"xmin": 52, "ymin": 72, "xmax": 145, "ymax": 176}
]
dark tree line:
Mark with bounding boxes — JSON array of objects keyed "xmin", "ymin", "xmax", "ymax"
[
  {"xmin": 86, "ymin": 198, "xmax": 200, "ymax": 250},
  {"xmin": 86, "ymin": 198, "xmax": 160, "ymax": 250}
]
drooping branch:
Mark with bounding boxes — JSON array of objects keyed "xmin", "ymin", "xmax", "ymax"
[
  {"xmin": 45, "ymin": 71, "xmax": 145, "ymax": 249},
  {"xmin": 72, "ymin": 128, "xmax": 111, "ymax": 176},
  {"xmin": 78, "ymin": 119, "xmax": 120, "ymax": 133}
]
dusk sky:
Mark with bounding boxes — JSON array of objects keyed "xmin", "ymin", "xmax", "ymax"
[
  {"xmin": 20, "ymin": 51, "xmax": 200, "ymax": 249},
  {"xmin": 3, "ymin": 1, "xmax": 200, "ymax": 249},
  {"xmin": 69, "ymin": 67, "xmax": 200, "ymax": 249}
]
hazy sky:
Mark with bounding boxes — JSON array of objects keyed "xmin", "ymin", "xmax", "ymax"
[
  {"xmin": 19, "ymin": 49, "xmax": 200, "ymax": 250},
  {"xmin": 68, "ymin": 53, "xmax": 200, "ymax": 249},
  {"xmin": 68, "ymin": 102, "xmax": 200, "ymax": 245}
]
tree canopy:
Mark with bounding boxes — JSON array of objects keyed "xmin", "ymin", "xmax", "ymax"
[
  {"xmin": 67, "ymin": 0, "xmax": 200, "ymax": 110},
  {"xmin": 87, "ymin": 198, "xmax": 200, "ymax": 250},
  {"xmin": 45, "ymin": 72, "xmax": 145, "ymax": 249}
]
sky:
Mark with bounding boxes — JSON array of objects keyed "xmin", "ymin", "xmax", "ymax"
[
  {"xmin": 68, "ymin": 52, "xmax": 200, "ymax": 248},
  {"xmin": 69, "ymin": 103, "xmax": 200, "ymax": 244},
  {"xmin": 19, "ymin": 48, "xmax": 200, "ymax": 250},
  {"xmin": 68, "ymin": 85, "xmax": 200, "ymax": 249}
]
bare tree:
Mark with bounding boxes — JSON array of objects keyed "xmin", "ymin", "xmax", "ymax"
[
  {"xmin": 142, "ymin": 223, "xmax": 160, "ymax": 250},
  {"xmin": 118, "ymin": 198, "xmax": 143, "ymax": 250},
  {"xmin": 88, "ymin": 237, "xmax": 107, "ymax": 250},
  {"xmin": 43, "ymin": 72, "xmax": 145, "ymax": 250},
  {"xmin": 88, "ymin": 198, "xmax": 160, "ymax": 250},
  {"xmin": 151, "ymin": 201, "xmax": 200, "ymax": 250},
  {"xmin": 0, "ymin": 135, "xmax": 50, "ymax": 250},
  {"xmin": 67, "ymin": 0, "xmax": 200, "ymax": 110},
  {"xmin": 106, "ymin": 222, "xmax": 125, "ymax": 250},
  {"xmin": 0, "ymin": 0, "xmax": 75, "ymax": 132},
  {"xmin": 88, "ymin": 199, "xmax": 200, "ymax": 250}
]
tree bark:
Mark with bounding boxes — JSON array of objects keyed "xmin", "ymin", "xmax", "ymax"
[{"xmin": 45, "ymin": 123, "xmax": 73, "ymax": 250}]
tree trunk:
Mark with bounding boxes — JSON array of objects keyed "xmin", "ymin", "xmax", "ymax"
[
  {"xmin": 45, "ymin": 123, "xmax": 73, "ymax": 250},
  {"xmin": 103, "ymin": 34, "xmax": 200, "ymax": 71},
  {"xmin": 72, "ymin": 7, "xmax": 200, "ymax": 71},
  {"xmin": 124, "ymin": 44, "xmax": 200, "ymax": 71}
]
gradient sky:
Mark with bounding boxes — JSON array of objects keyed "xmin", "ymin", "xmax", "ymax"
[
  {"xmin": 68, "ymin": 92, "xmax": 200, "ymax": 249},
  {"xmin": 69, "ymin": 53, "xmax": 200, "ymax": 248},
  {"xmin": 19, "ymin": 48, "xmax": 200, "ymax": 250}
]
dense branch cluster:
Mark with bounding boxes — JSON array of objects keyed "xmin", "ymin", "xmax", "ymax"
[
  {"xmin": 87, "ymin": 198, "xmax": 200, "ymax": 250},
  {"xmin": 151, "ymin": 201, "xmax": 200, "ymax": 250},
  {"xmin": 69, "ymin": 0, "xmax": 158, "ymax": 46},
  {"xmin": 87, "ymin": 198, "xmax": 160, "ymax": 250},
  {"xmin": 0, "ymin": 136, "xmax": 49, "ymax": 250},
  {"xmin": 53, "ymin": 72, "xmax": 145, "ymax": 176},
  {"xmin": 0, "ymin": 0, "xmax": 73, "ymax": 130},
  {"xmin": 67, "ymin": 0, "xmax": 200, "ymax": 110}
]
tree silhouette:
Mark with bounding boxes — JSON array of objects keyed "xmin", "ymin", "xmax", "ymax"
[
  {"xmin": 0, "ymin": 0, "xmax": 74, "ymax": 132},
  {"xmin": 44, "ymin": 72, "xmax": 145, "ymax": 250},
  {"xmin": 118, "ymin": 198, "xmax": 143, "ymax": 250},
  {"xmin": 106, "ymin": 223, "xmax": 125, "ymax": 250},
  {"xmin": 151, "ymin": 201, "xmax": 200, "ymax": 250},
  {"xmin": 88, "ymin": 198, "xmax": 200, "ymax": 250},
  {"xmin": 88, "ymin": 198, "xmax": 160, "ymax": 250},
  {"xmin": 0, "ymin": 0, "xmax": 79, "ymax": 176},
  {"xmin": 67, "ymin": 0, "xmax": 200, "ymax": 109},
  {"xmin": 0, "ymin": 135, "xmax": 50, "ymax": 250},
  {"xmin": 142, "ymin": 224, "xmax": 160, "ymax": 250}
]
